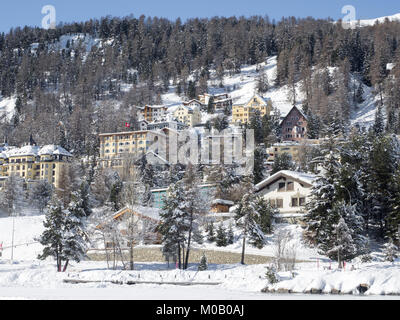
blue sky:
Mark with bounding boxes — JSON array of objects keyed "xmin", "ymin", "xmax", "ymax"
[{"xmin": 0, "ymin": 0, "xmax": 399, "ymax": 32}]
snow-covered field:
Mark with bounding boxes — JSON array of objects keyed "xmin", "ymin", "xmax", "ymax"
[{"xmin": 0, "ymin": 215, "xmax": 399, "ymax": 300}]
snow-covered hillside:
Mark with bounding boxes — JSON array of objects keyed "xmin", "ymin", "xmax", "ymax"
[
  {"xmin": 0, "ymin": 49, "xmax": 380, "ymax": 130},
  {"xmin": 0, "ymin": 96, "xmax": 16, "ymax": 122},
  {"xmin": 351, "ymin": 13, "xmax": 400, "ymax": 27}
]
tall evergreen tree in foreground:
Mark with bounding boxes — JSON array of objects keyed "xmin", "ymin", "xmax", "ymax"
[
  {"xmin": 157, "ymin": 182, "xmax": 188, "ymax": 270},
  {"xmin": 235, "ymin": 186, "xmax": 266, "ymax": 265},
  {"xmin": 38, "ymin": 193, "xmax": 89, "ymax": 272}
]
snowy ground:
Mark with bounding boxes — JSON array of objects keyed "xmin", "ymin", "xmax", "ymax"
[{"xmin": 0, "ymin": 215, "xmax": 400, "ymax": 300}]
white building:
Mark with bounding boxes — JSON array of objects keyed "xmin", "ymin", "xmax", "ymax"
[{"xmin": 255, "ymin": 170, "xmax": 317, "ymax": 223}]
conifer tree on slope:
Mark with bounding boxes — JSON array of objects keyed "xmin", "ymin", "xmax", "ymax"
[
  {"xmin": 368, "ymin": 135, "xmax": 399, "ymax": 238},
  {"xmin": 30, "ymin": 179, "xmax": 53, "ymax": 214},
  {"xmin": 304, "ymin": 137, "xmax": 342, "ymax": 246},
  {"xmin": 386, "ymin": 168, "xmax": 400, "ymax": 245},
  {"xmin": 235, "ymin": 186, "xmax": 266, "ymax": 265},
  {"xmin": 181, "ymin": 164, "xmax": 209, "ymax": 269},
  {"xmin": 38, "ymin": 196, "xmax": 66, "ymax": 272},
  {"xmin": 322, "ymin": 201, "xmax": 367, "ymax": 267},
  {"xmin": 61, "ymin": 191, "xmax": 89, "ymax": 272},
  {"xmin": 216, "ymin": 223, "xmax": 228, "ymax": 247},
  {"xmin": 157, "ymin": 182, "xmax": 189, "ymax": 270},
  {"xmin": 38, "ymin": 193, "xmax": 89, "ymax": 272}
]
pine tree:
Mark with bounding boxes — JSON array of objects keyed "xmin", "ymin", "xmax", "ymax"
[
  {"xmin": 383, "ymin": 241, "xmax": 399, "ymax": 262},
  {"xmin": 304, "ymin": 138, "xmax": 342, "ymax": 246},
  {"xmin": 235, "ymin": 188, "xmax": 266, "ymax": 264},
  {"xmin": 78, "ymin": 180, "xmax": 92, "ymax": 217},
  {"xmin": 355, "ymin": 82, "xmax": 365, "ymax": 104},
  {"xmin": 38, "ymin": 196, "xmax": 66, "ymax": 272},
  {"xmin": 61, "ymin": 191, "xmax": 89, "ymax": 271},
  {"xmin": 271, "ymin": 153, "xmax": 295, "ymax": 175},
  {"xmin": 227, "ymin": 222, "xmax": 235, "ymax": 245},
  {"xmin": 254, "ymin": 147, "xmax": 266, "ymax": 184},
  {"xmin": 157, "ymin": 182, "xmax": 189, "ymax": 269},
  {"xmin": 192, "ymin": 228, "xmax": 204, "ymax": 245},
  {"xmin": 386, "ymin": 168, "xmax": 400, "ymax": 244},
  {"xmin": 373, "ymin": 105, "xmax": 385, "ymax": 136},
  {"xmin": 216, "ymin": 223, "xmax": 228, "ymax": 247},
  {"xmin": 207, "ymin": 221, "xmax": 216, "ymax": 242},
  {"xmin": 327, "ymin": 217, "xmax": 357, "ymax": 269},
  {"xmin": 30, "ymin": 179, "xmax": 53, "ymax": 213},
  {"xmin": 255, "ymin": 197, "xmax": 275, "ymax": 234},
  {"xmin": 198, "ymin": 253, "xmax": 208, "ymax": 271}
]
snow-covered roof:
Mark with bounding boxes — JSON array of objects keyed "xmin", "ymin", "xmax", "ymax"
[
  {"xmin": 1, "ymin": 144, "xmax": 72, "ymax": 158},
  {"xmin": 38, "ymin": 145, "xmax": 73, "ymax": 157},
  {"xmin": 5, "ymin": 145, "xmax": 41, "ymax": 157},
  {"xmin": 212, "ymin": 199, "xmax": 235, "ymax": 206},
  {"xmin": 255, "ymin": 170, "xmax": 317, "ymax": 191},
  {"xmin": 113, "ymin": 205, "xmax": 161, "ymax": 222}
]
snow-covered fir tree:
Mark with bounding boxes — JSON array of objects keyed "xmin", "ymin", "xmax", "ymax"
[
  {"xmin": 157, "ymin": 181, "xmax": 189, "ymax": 270},
  {"xmin": 198, "ymin": 253, "xmax": 208, "ymax": 271},
  {"xmin": 38, "ymin": 192, "xmax": 88, "ymax": 272},
  {"xmin": 235, "ymin": 185, "xmax": 266, "ymax": 264},
  {"xmin": 304, "ymin": 137, "xmax": 343, "ymax": 246},
  {"xmin": 29, "ymin": 179, "xmax": 53, "ymax": 214},
  {"xmin": 206, "ymin": 221, "xmax": 216, "ymax": 242},
  {"xmin": 216, "ymin": 222, "xmax": 228, "ymax": 247},
  {"xmin": 37, "ymin": 196, "xmax": 66, "ymax": 272},
  {"xmin": 61, "ymin": 191, "xmax": 89, "ymax": 271},
  {"xmin": 383, "ymin": 241, "xmax": 399, "ymax": 262}
]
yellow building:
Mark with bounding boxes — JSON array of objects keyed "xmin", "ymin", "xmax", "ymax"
[
  {"xmin": 173, "ymin": 105, "xmax": 202, "ymax": 127},
  {"xmin": 0, "ymin": 144, "xmax": 73, "ymax": 189},
  {"xmin": 98, "ymin": 130, "xmax": 167, "ymax": 172},
  {"xmin": 232, "ymin": 94, "xmax": 273, "ymax": 125},
  {"xmin": 266, "ymin": 140, "xmax": 321, "ymax": 165}
]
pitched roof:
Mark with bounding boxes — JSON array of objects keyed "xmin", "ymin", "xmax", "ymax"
[
  {"xmin": 113, "ymin": 205, "xmax": 161, "ymax": 222},
  {"xmin": 255, "ymin": 170, "xmax": 317, "ymax": 192}
]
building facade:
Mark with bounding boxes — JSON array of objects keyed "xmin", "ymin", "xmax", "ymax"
[
  {"xmin": 255, "ymin": 170, "xmax": 316, "ymax": 223},
  {"xmin": 232, "ymin": 94, "xmax": 273, "ymax": 125},
  {"xmin": 98, "ymin": 130, "xmax": 167, "ymax": 171},
  {"xmin": 0, "ymin": 144, "xmax": 73, "ymax": 189},
  {"xmin": 199, "ymin": 93, "xmax": 233, "ymax": 112},
  {"xmin": 173, "ymin": 105, "xmax": 202, "ymax": 127},
  {"xmin": 280, "ymin": 106, "xmax": 308, "ymax": 142},
  {"xmin": 139, "ymin": 105, "xmax": 168, "ymax": 123},
  {"xmin": 266, "ymin": 140, "xmax": 321, "ymax": 166}
]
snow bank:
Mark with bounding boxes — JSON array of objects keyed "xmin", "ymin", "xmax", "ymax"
[{"xmin": 264, "ymin": 261, "xmax": 400, "ymax": 296}]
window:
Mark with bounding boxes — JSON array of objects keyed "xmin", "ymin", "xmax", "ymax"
[
  {"xmin": 276, "ymin": 199, "xmax": 283, "ymax": 208},
  {"xmin": 292, "ymin": 198, "xmax": 299, "ymax": 207},
  {"xmin": 269, "ymin": 199, "xmax": 276, "ymax": 207},
  {"xmin": 299, "ymin": 197, "xmax": 306, "ymax": 206},
  {"xmin": 287, "ymin": 182, "xmax": 294, "ymax": 191},
  {"xmin": 278, "ymin": 182, "xmax": 286, "ymax": 192}
]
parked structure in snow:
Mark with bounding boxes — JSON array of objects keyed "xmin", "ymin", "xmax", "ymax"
[{"xmin": 255, "ymin": 170, "xmax": 317, "ymax": 223}]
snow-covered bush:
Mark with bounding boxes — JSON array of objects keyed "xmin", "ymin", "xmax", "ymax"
[{"xmin": 265, "ymin": 265, "xmax": 280, "ymax": 284}]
